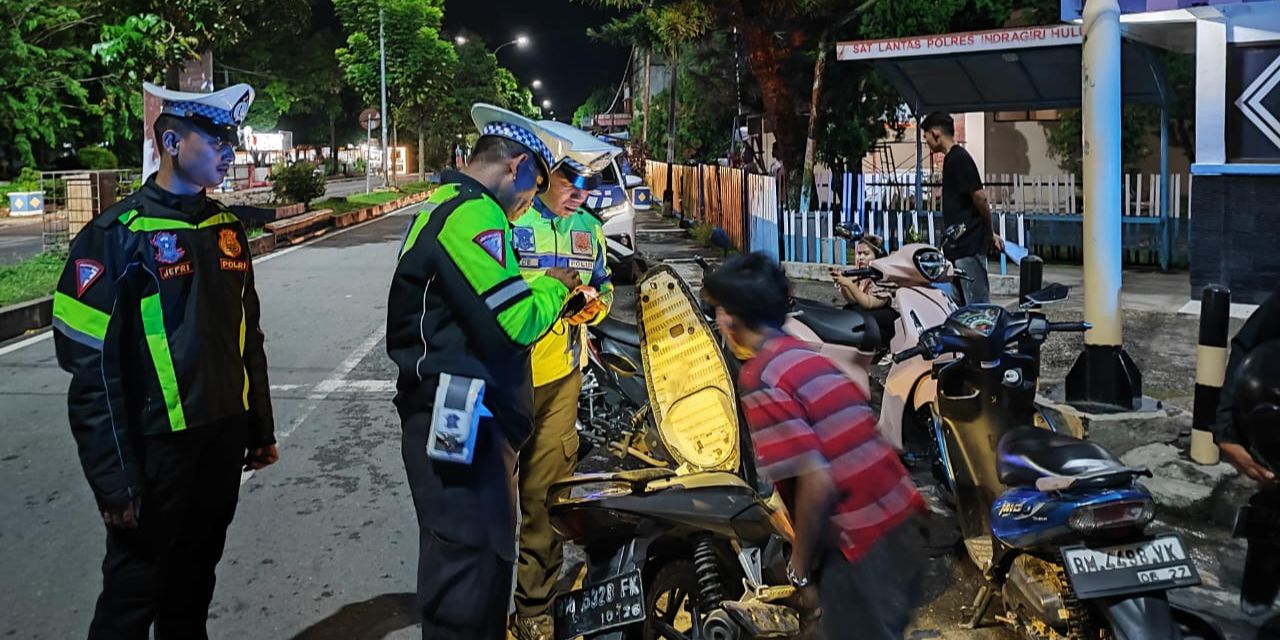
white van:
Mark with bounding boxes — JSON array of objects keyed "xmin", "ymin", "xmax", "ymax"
[{"xmin": 586, "ymin": 159, "xmax": 651, "ymax": 284}]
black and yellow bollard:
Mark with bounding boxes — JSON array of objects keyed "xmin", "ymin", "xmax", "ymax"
[{"xmin": 1192, "ymin": 285, "xmax": 1230, "ymax": 464}]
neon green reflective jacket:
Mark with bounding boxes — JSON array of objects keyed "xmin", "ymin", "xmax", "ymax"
[
  {"xmin": 387, "ymin": 172, "xmax": 569, "ymax": 446},
  {"xmin": 51, "ymin": 177, "xmax": 274, "ymax": 508},
  {"xmin": 513, "ymin": 197, "xmax": 613, "ymax": 387}
]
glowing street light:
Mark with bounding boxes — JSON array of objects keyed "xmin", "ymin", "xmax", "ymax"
[
  {"xmin": 531, "ymin": 79, "xmax": 543, "ymax": 90},
  {"xmin": 542, "ymin": 99, "xmax": 552, "ymax": 109},
  {"xmin": 454, "ymin": 35, "xmax": 467, "ymax": 46},
  {"xmin": 494, "ymin": 35, "xmax": 530, "ymax": 55}
]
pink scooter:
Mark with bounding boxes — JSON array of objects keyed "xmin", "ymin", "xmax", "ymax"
[{"xmin": 834, "ymin": 225, "xmax": 958, "ymax": 454}]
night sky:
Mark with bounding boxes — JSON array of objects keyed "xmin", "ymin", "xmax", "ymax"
[{"xmin": 443, "ymin": 0, "xmax": 627, "ymax": 121}]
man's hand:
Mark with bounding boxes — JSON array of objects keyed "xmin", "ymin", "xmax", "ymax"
[
  {"xmin": 1220, "ymin": 442, "xmax": 1275, "ymax": 486},
  {"xmin": 546, "ymin": 267, "xmax": 582, "ymax": 291},
  {"xmin": 567, "ymin": 298, "xmax": 606, "ymax": 325},
  {"xmin": 102, "ymin": 497, "xmax": 142, "ymax": 529},
  {"xmin": 992, "ymin": 233, "xmax": 1006, "ymax": 253},
  {"xmin": 245, "ymin": 444, "xmax": 279, "ymax": 471}
]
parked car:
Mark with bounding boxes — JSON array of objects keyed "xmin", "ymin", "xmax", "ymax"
[{"xmin": 586, "ymin": 159, "xmax": 651, "ymax": 284}]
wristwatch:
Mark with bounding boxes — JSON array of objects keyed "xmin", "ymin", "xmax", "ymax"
[{"xmin": 787, "ymin": 563, "xmax": 810, "ymax": 588}]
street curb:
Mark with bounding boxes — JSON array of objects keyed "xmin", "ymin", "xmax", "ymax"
[{"xmin": 0, "ymin": 296, "xmax": 54, "ymax": 342}]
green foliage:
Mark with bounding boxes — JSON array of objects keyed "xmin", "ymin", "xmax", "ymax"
[
  {"xmin": 631, "ymin": 32, "xmax": 738, "ymax": 163},
  {"xmin": 1044, "ymin": 107, "xmax": 1158, "ymax": 175},
  {"xmin": 0, "ymin": 253, "xmax": 66, "ymax": 307},
  {"xmin": 77, "ymin": 147, "xmax": 120, "ymax": 170},
  {"xmin": 690, "ymin": 223, "xmax": 714, "ymax": 247},
  {"xmin": 574, "ymin": 88, "xmax": 615, "ymax": 128},
  {"xmin": 272, "ymin": 162, "xmax": 325, "ymax": 205},
  {"xmin": 400, "ymin": 181, "xmax": 436, "ymax": 195},
  {"xmin": 346, "ymin": 191, "xmax": 403, "ymax": 206}
]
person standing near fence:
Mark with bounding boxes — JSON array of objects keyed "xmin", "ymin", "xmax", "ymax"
[{"xmin": 921, "ymin": 112, "xmax": 1002, "ymax": 304}]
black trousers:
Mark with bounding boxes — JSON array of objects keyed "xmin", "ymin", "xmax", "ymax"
[
  {"xmin": 815, "ymin": 520, "xmax": 926, "ymax": 640},
  {"xmin": 87, "ymin": 418, "xmax": 248, "ymax": 640},
  {"xmin": 402, "ymin": 411, "xmax": 519, "ymax": 640}
]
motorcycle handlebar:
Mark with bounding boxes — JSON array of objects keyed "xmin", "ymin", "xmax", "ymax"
[
  {"xmin": 892, "ymin": 346, "xmax": 925, "ymax": 364},
  {"xmin": 693, "ymin": 255, "xmax": 711, "ymax": 272},
  {"xmin": 1047, "ymin": 322, "xmax": 1092, "ymax": 333}
]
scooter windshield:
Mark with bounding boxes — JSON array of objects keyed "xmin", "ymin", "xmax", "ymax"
[{"xmin": 636, "ymin": 265, "xmax": 741, "ymax": 474}]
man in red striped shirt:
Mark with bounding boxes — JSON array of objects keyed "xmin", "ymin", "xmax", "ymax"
[{"xmin": 703, "ymin": 252, "xmax": 927, "ymax": 639}]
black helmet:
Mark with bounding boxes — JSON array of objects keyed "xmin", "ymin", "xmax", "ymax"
[{"xmin": 1234, "ymin": 339, "xmax": 1280, "ymax": 470}]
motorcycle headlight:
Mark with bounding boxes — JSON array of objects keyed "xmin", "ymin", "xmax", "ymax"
[
  {"xmin": 913, "ymin": 249, "xmax": 949, "ymax": 283},
  {"xmin": 566, "ymin": 480, "xmax": 633, "ymax": 502}
]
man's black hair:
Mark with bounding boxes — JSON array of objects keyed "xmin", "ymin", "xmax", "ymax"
[
  {"xmin": 920, "ymin": 111, "xmax": 955, "ymax": 137},
  {"xmin": 703, "ymin": 252, "xmax": 790, "ymax": 331},
  {"xmin": 152, "ymin": 114, "xmax": 194, "ymax": 146},
  {"xmin": 469, "ymin": 135, "xmax": 531, "ymax": 166}
]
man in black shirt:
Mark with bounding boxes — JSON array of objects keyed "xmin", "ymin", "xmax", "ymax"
[{"xmin": 921, "ymin": 112, "xmax": 1002, "ymax": 304}]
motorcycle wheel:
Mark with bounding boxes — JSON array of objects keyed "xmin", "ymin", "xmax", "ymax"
[{"xmin": 643, "ymin": 561, "xmax": 703, "ymax": 640}]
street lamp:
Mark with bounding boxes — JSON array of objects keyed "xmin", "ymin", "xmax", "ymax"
[
  {"xmin": 531, "ymin": 79, "xmax": 543, "ymax": 90},
  {"xmin": 455, "ymin": 35, "xmax": 468, "ymax": 46},
  {"xmin": 493, "ymin": 34, "xmax": 530, "ymax": 55},
  {"xmin": 542, "ymin": 99, "xmax": 552, "ymax": 109}
]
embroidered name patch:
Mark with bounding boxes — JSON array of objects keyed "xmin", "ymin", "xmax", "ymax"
[
  {"xmin": 159, "ymin": 262, "xmax": 193, "ymax": 280},
  {"xmin": 75, "ymin": 259, "xmax": 104, "ymax": 297},
  {"xmin": 220, "ymin": 258, "xmax": 249, "ymax": 272}
]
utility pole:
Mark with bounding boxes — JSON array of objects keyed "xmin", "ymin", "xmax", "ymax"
[
  {"xmin": 663, "ymin": 48, "xmax": 678, "ymax": 216},
  {"xmin": 379, "ymin": 8, "xmax": 389, "ymax": 187}
]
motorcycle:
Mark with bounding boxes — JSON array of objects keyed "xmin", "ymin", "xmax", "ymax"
[
  {"xmin": 577, "ymin": 256, "xmax": 879, "ymax": 469},
  {"xmin": 898, "ymin": 287, "xmax": 1222, "ymax": 639},
  {"xmin": 832, "ymin": 224, "xmax": 958, "ymax": 459},
  {"xmin": 550, "ymin": 264, "xmax": 803, "ymax": 640}
]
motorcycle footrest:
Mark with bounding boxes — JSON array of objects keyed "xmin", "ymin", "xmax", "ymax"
[{"xmin": 722, "ymin": 600, "xmax": 801, "ymax": 638}]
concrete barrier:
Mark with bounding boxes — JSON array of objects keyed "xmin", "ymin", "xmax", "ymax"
[{"xmin": 0, "ymin": 296, "xmax": 53, "ymax": 342}]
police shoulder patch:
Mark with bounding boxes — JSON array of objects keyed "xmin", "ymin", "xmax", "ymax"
[
  {"xmin": 473, "ymin": 229, "xmax": 506, "ymax": 267},
  {"xmin": 75, "ymin": 259, "xmax": 104, "ymax": 297}
]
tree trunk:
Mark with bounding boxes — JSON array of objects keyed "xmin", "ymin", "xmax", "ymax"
[
  {"xmin": 798, "ymin": 36, "xmax": 830, "ymax": 219},
  {"xmin": 329, "ymin": 117, "xmax": 338, "ymax": 176},
  {"xmin": 391, "ymin": 124, "xmax": 398, "ymax": 185},
  {"xmin": 418, "ymin": 127, "xmax": 426, "ymax": 179},
  {"xmin": 736, "ymin": 19, "xmax": 802, "ymax": 181}
]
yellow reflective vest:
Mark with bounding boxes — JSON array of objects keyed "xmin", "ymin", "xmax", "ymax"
[{"xmin": 513, "ymin": 198, "xmax": 614, "ymax": 386}]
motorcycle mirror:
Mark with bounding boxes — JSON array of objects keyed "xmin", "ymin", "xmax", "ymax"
[
  {"xmin": 1023, "ymin": 283, "xmax": 1070, "ymax": 307},
  {"xmin": 834, "ymin": 224, "xmax": 864, "ymax": 242},
  {"xmin": 602, "ymin": 352, "xmax": 639, "ymax": 378}
]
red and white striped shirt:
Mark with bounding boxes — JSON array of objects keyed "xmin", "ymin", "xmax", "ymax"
[{"xmin": 740, "ymin": 333, "xmax": 924, "ymax": 562}]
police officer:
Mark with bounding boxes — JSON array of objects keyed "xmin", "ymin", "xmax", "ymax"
[
  {"xmin": 386, "ymin": 104, "xmax": 582, "ymax": 639},
  {"xmin": 52, "ymin": 82, "xmax": 277, "ymax": 639},
  {"xmin": 510, "ymin": 122, "xmax": 620, "ymax": 639}
]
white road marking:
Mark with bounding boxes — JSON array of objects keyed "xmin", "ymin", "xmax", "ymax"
[
  {"xmin": 312, "ymin": 378, "xmax": 397, "ymax": 394},
  {"xmin": 1176, "ymin": 299, "xmax": 1260, "ymax": 320},
  {"xmin": 269, "ymin": 383, "xmax": 304, "ymax": 392},
  {"xmin": 240, "ymin": 326, "xmax": 387, "ymax": 486},
  {"xmin": 0, "ymin": 201, "xmax": 419, "ymax": 358}
]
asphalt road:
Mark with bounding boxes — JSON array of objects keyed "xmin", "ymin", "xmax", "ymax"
[
  {"xmin": 0, "ymin": 204, "xmax": 1271, "ymax": 639},
  {"xmin": 0, "ymin": 217, "xmax": 44, "ymax": 266}
]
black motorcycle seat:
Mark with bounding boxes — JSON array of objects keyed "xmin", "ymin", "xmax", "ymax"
[
  {"xmin": 593, "ymin": 316, "xmax": 641, "ymax": 348},
  {"xmin": 789, "ymin": 301, "xmax": 881, "ymax": 351},
  {"xmin": 997, "ymin": 427, "xmax": 1130, "ymax": 487}
]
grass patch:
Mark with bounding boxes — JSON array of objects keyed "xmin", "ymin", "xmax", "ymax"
[
  {"xmin": 247, "ymin": 227, "xmax": 265, "ymax": 240},
  {"xmin": 346, "ymin": 191, "xmax": 403, "ymax": 206},
  {"xmin": 401, "ymin": 181, "xmax": 435, "ymax": 195},
  {"xmin": 313, "ymin": 198, "xmax": 364, "ymax": 216},
  {"xmin": 0, "ymin": 252, "xmax": 65, "ymax": 307}
]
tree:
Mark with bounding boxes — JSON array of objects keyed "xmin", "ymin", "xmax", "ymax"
[
  {"xmin": 573, "ymin": 88, "xmax": 615, "ymax": 129},
  {"xmin": 335, "ymin": 0, "xmax": 456, "ymax": 178}
]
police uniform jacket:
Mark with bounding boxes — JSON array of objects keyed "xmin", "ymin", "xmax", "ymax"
[{"xmin": 52, "ymin": 176, "xmax": 274, "ymax": 508}]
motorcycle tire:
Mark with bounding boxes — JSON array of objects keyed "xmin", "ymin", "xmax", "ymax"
[{"xmin": 643, "ymin": 561, "xmax": 703, "ymax": 640}]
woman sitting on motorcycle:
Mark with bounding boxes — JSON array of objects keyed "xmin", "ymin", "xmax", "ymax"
[{"xmin": 829, "ymin": 234, "xmax": 897, "ymax": 343}]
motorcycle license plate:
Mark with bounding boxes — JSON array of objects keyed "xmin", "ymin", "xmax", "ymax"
[
  {"xmin": 554, "ymin": 570, "xmax": 645, "ymax": 640},
  {"xmin": 1061, "ymin": 534, "xmax": 1201, "ymax": 599}
]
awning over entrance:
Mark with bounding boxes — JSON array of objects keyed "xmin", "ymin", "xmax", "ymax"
[{"xmin": 837, "ymin": 25, "xmax": 1169, "ymax": 113}]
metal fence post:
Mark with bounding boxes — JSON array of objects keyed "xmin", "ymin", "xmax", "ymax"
[{"xmin": 1192, "ymin": 285, "xmax": 1230, "ymax": 465}]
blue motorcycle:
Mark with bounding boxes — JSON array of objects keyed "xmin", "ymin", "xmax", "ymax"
[{"xmin": 897, "ymin": 286, "xmax": 1222, "ymax": 639}]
